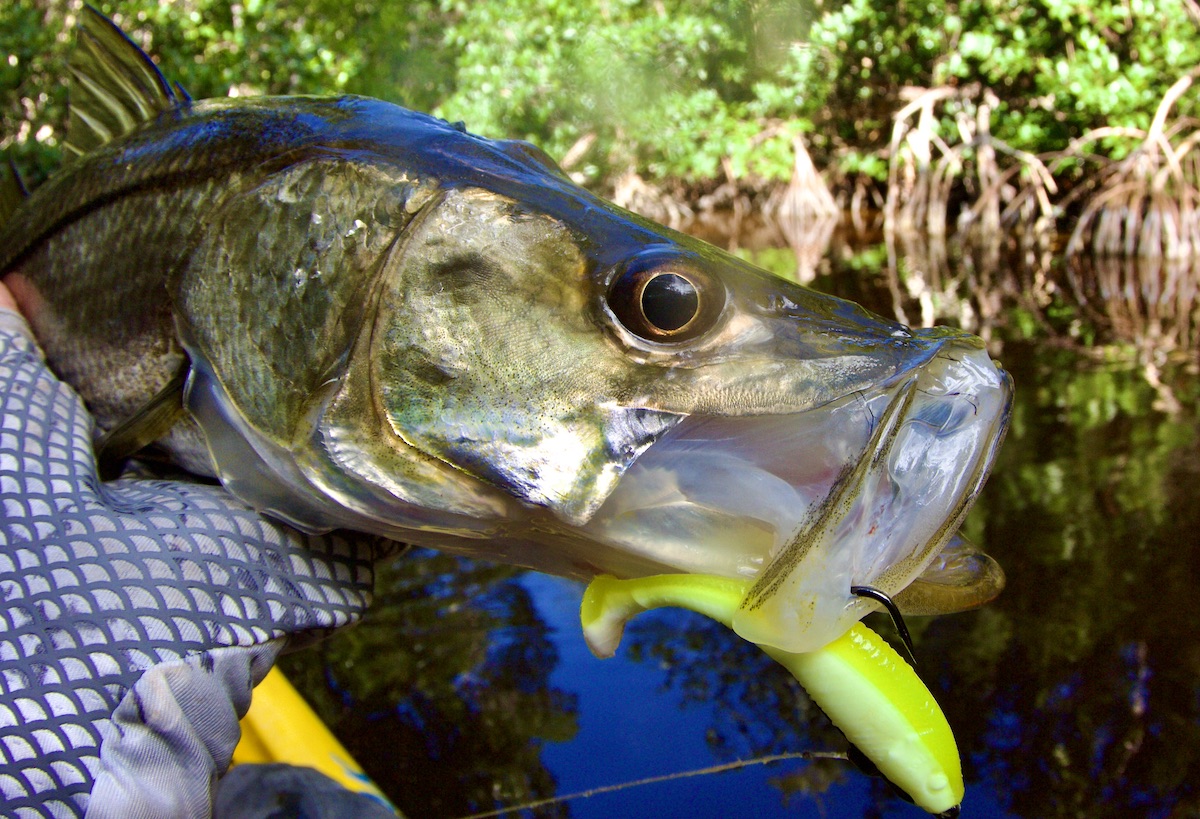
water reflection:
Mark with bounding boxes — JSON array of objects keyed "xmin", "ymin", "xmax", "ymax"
[
  {"xmin": 280, "ymin": 229, "xmax": 1200, "ymax": 818},
  {"xmin": 1067, "ymin": 254, "xmax": 1200, "ymax": 359},
  {"xmin": 930, "ymin": 346, "xmax": 1200, "ymax": 817},
  {"xmin": 616, "ymin": 607, "xmax": 862, "ymax": 805},
  {"xmin": 277, "ymin": 554, "xmax": 576, "ymax": 818},
  {"xmin": 698, "ymin": 211, "xmax": 1199, "ymax": 369}
]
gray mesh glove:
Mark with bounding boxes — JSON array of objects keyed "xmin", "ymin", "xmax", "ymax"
[{"xmin": 0, "ymin": 311, "xmax": 389, "ymax": 818}]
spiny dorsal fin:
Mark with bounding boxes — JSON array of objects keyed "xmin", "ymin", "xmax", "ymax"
[
  {"xmin": 65, "ymin": 6, "xmax": 182, "ymax": 157},
  {"xmin": 0, "ymin": 159, "xmax": 28, "ymax": 227}
]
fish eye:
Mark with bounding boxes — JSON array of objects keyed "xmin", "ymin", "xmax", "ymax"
[
  {"xmin": 642, "ymin": 273, "xmax": 698, "ymax": 331},
  {"xmin": 607, "ymin": 255, "xmax": 724, "ymax": 343}
]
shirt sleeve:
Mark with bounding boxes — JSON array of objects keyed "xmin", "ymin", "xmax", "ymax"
[{"xmin": 85, "ymin": 642, "xmax": 282, "ymax": 819}]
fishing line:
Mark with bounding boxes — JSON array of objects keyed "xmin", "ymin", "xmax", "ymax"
[{"xmin": 454, "ymin": 750, "xmax": 845, "ymax": 818}]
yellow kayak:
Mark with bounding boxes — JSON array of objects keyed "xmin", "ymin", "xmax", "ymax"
[{"xmin": 232, "ymin": 666, "xmax": 397, "ymax": 814}]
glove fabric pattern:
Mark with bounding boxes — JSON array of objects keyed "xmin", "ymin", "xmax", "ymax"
[{"xmin": 0, "ymin": 321, "xmax": 384, "ymax": 817}]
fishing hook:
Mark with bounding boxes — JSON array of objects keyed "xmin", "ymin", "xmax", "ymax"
[{"xmin": 850, "ymin": 585, "xmax": 916, "ymax": 667}]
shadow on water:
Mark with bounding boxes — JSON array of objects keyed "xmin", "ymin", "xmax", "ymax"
[{"xmin": 281, "ymin": 218, "xmax": 1200, "ymax": 818}]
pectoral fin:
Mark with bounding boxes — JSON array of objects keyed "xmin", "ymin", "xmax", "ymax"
[{"xmin": 96, "ymin": 361, "xmax": 188, "ymax": 478}]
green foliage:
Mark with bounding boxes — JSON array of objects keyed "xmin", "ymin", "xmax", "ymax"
[
  {"xmin": 431, "ymin": 0, "xmax": 811, "ymax": 183},
  {"xmin": 781, "ymin": 0, "xmax": 1200, "ymax": 158},
  {"xmin": 837, "ymin": 148, "xmax": 889, "ymax": 182},
  {"xmin": 0, "ymin": 1, "xmax": 70, "ymax": 183},
  {"xmin": 4, "ymin": 1, "xmax": 1199, "ymax": 189},
  {"xmin": 1, "ymin": 0, "xmax": 381, "ymax": 181},
  {"xmin": 947, "ymin": 0, "xmax": 1200, "ymax": 155},
  {"xmin": 771, "ymin": 0, "xmax": 945, "ymax": 149}
]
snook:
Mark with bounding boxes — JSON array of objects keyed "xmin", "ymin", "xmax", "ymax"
[{"xmin": 0, "ymin": 10, "xmax": 1012, "ymax": 653}]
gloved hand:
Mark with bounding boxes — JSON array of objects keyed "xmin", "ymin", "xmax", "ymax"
[{"xmin": 0, "ymin": 283, "xmax": 392, "ymax": 818}]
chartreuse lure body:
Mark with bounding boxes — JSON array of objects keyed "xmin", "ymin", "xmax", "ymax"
[{"xmin": 581, "ymin": 574, "xmax": 964, "ymax": 816}]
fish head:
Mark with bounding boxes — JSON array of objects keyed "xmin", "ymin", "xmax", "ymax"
[
  {"xmin": 3, "ymin": 8, "xmax": 1009, "ymax": 657},
  {"xmin": 181, "ymin": 113, "xmax": 1011, "ymax": 655},
  {"xmin": 293, "ymin": 133, "xmax": 1012, "ymax": 653}
]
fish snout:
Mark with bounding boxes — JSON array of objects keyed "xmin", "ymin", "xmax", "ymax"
[{"xmin": 731, "ymin": 331, "xmax": 1013, "ymax": 653}]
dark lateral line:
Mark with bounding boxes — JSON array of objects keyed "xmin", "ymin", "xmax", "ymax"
[{"xmin": 0, "ymin": 141, "xmax": 333, "ymax": 277}]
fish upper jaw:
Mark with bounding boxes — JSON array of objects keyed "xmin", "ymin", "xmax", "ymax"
[{"xmin": 582, "ymin": 330, "xmax": 1013, "ymax": 654}]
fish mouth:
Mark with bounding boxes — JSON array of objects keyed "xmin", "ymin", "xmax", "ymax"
[{"xmin": 582, "ymin": 329, "xmax": 1012, "ymax": 653}]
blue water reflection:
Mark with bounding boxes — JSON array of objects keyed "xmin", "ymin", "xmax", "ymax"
[
  {"xmin": 525, "ymin": 571, "xmax": 1013, "ymax": 818},
  {"xmin": 528, "ymin": 570, "xmax": 877, "ymax": 817}
]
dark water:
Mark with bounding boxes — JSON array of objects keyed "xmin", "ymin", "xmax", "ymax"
[{"xmin": 280, "ymin": 225, "xmax": 1200, "ymax": 819}]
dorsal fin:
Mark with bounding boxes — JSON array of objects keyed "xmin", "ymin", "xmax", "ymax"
[
  {"xmin": 0, "ymin": 159, "xmax": 28, "ymax": 227},
  {"xmin": 65, "ymin": 6, "xmax": 182, "ymax": 157}
]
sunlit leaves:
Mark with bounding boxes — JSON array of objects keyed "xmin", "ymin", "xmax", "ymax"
[{"xmin": 5, "ymin": 0, "xmax": 1199, "ymax": 189}]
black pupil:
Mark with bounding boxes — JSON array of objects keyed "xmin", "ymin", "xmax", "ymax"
[{"xmin": 641, "ymin": 273, "xmax": 699, "ymax": 332}]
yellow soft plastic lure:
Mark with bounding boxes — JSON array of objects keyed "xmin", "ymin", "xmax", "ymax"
[{"xmin": 581, "ymin": 574, "xmax": 963, "ymax": 816}]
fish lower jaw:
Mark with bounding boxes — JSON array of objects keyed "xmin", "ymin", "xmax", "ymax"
[{"xmin": 735, "ymin": 345, "xmax": 1012, "ymax": 653}]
